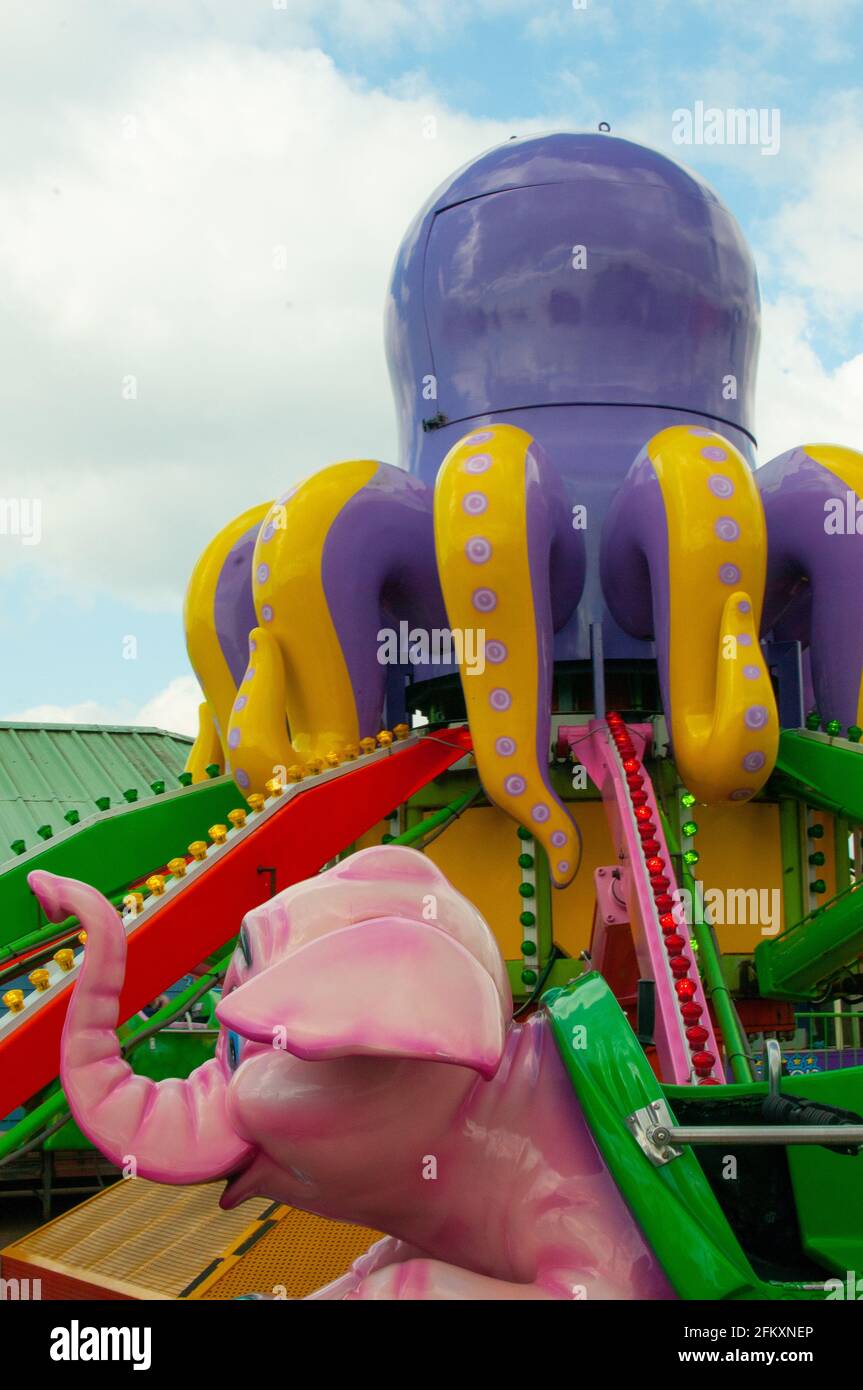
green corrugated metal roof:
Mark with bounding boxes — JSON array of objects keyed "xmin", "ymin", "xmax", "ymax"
[{"xmin": 0, "ymin": 722, "xmax": 193, "ymax": 857}]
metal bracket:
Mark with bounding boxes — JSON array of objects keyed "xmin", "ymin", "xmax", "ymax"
[
  {"xmin": 627, "ymin": 1091, "xmax": 863, "ymax": 1158},
  {"xmin": 257, "ymin": 866, "xmax": 277, "ymax": 897},
  {"xmin": 625, "ymin": 1098, "xmax": 684, "ymax": 1167},
  {"xmin": 765, "ymin": 1037, "xmax": 782, "ymax": 1097}
]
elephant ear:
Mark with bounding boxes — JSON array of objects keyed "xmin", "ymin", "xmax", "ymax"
[{"xmin": 216, "ymin": 916, "xmax": 507, "ymax": 1079}]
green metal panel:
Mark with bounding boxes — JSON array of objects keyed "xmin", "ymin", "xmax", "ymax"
[
  {"xmin": 0, "ymin": 777, "xmax": 243, "ymax": 954},
  {"xmin": 754, "ymin": 882, "xmax": 863, "ymax": 1001},
  {"xmin": 773, "ymin": 730, "xmax": 863, "ymax": 825},
  {"xmin": 544, "ymin": 972, "xmax": 822, "ymax": 1300},
  {"xmin": 0, "ymin": 721, "xmax": 194, "ymax": 860},
  {"xmin": 781, "ymin": 1069, "xmax": 863, "ymax": 1277}
]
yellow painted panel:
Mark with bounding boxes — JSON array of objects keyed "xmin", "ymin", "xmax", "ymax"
[
  {"xmin": 423, "ymin": 800, "xmax": 610, "ymax": 961},
  {"xmin": 693, "ymin": 802, "xmax": 784, "ymax": 952},
  {"xmin": 548, "ymin": 802, "xmax": 616, "ymax": 958},
  {"xmin": 197, "ymin": 1208, "xmax": 380, "ymax": 1300},
  {"xmin": 424, "ymin": 805, "xmax": 524, "ymax": 960}
]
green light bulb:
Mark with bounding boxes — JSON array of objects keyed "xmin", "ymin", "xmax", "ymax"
[
  {"xmin": 681, "ymin": 792, "xmax": 696, "ymax": 808},
  {"xmin": 683, "ymin": 849, "xmax": 700, "ymax": 865},
  {"xmin": 681, "ymin": 820, "xmax": 699, "ymax": 838}
]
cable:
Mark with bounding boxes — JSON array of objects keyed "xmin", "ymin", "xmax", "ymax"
[
  {"xmin": 413, "ymin": 787, "xmax": 484, "ymax": 850},
  {"xmin": 513, "ymin": 945, "xmax": 564, "ymax": 1018}
]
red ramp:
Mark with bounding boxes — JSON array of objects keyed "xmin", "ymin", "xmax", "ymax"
[{"xmin": 0, "ymin": 727, "xmax": 471, "ymax": 1117}]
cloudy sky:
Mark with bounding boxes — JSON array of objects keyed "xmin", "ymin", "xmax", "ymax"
[{"xmin": 2, "ymin": 0, "xmax": 862, "ymax": 735}]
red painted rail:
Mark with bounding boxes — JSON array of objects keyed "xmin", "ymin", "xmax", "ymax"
[{"xmin": 0, "ymin": 727, "xmax": 472, "ymax": 1117}]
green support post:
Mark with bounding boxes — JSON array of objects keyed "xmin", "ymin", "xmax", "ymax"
[
  {"xmin": 388, "ymin": 792, "xmax": 475, "ymax": 848},
  {"xmin": 658, "ymin": 800, "xmax": 753, "ymax": 1084},
  {"xmin": 779, "ymin": 797, "xmax": 805, "ymax": 933},
  {"xmin": 835, "ymin": 816, "xmax": 851, "ymax": 897}
]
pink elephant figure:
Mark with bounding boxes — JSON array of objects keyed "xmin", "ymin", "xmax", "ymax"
[{"xmin": 29, "ymin": 847, "xmax": 673, "ymax": 1300}]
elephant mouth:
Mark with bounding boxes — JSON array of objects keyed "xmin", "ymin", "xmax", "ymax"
[{"xmin": 219, "ymin": 1148, "xmax": 261, "ymax": 1210}]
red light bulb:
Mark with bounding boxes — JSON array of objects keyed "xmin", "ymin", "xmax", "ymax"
[{"xmin": 692, "ymin": 1052, "xmax": 716, "ymax": 1073}]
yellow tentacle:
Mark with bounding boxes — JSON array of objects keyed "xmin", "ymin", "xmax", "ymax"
[
  {"xmin": 434, "ymin": 423, "xmax": 577, "ymax": 887},
  {"xmin": 183, "ymin": 501, "xmax": 271, "ymax": 763},
  {"xmin": 650, "ymin": 425, "xmax": 779, "ymax": 802},
  {"xmin": 251, "ymin": 462, "xmax": 380, "ymax": 760},
  {"xmin": 185, "ymin": 702, "xmax": 224, "ymax": 782},
  {"xmin": 226, "ymin": 628, "xmax": 299, "ymax": 796}
]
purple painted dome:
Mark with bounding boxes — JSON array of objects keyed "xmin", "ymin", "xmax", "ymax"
[{"xmin": 385, "ymin": 132, "xmax": 760, "ymax": 483}]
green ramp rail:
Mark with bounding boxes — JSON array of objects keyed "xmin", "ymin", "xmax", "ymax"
[
  {"xmin": 773, "ymin": 729, "xmax": 863, "ymax": 823},
  {"xmin": 755, "ymin": 880, "xmax": 863, "ymax": 1001},
  {"xmin": 0, "ymin": 776, "xmax": 243, "ymax": 959}
]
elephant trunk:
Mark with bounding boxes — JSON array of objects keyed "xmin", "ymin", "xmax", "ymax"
[{"xmin": 28, "ymin": 870, "xmax": 253, "ymax": 1185}]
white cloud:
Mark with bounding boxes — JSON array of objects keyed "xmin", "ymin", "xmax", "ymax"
[
  {"xmin": 134, "ymin": 675, "xmax": 202, "ymax": 734},
  {"xmin": 1, "ymin": 4, "xmax": 860, "ymax": 632},
  {"xmin": 6, "ymin": 674, "xmax": 201, "ymax": 735},
  {"xmin": 759, "ymin": 96, "xmax": 863, "ymax": 330},
  {"xmin": 0, "ymin": 42, "xmax": 519, "ymax": 610},
  {"xmin": 756, "ymin": 296, "xmax": 863, "ymax": 463}
]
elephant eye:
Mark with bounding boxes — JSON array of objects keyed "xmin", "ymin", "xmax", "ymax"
[
  {"xmin": 239, "ymin": 924, "xmax": 252, "ymax": 967},
  {"xmin": 227, "ymin": 1030, "xmax": 242, "ymax": 1071}
]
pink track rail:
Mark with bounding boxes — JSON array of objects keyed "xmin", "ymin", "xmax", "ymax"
[{"xmin": 565, "ymin": 717, "xmax": 720, "ymax": 1085}]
